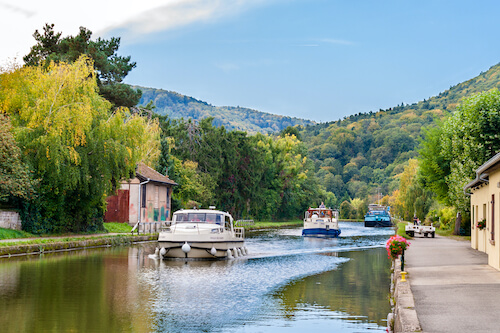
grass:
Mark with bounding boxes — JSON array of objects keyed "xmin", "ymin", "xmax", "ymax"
[
  {"xmin": 103, "ymin": 222, "xmax": 133, "ymax": 233},
  {"xmin": 244, "ymin": 220, "xmax": 303, "ymax": 230},
  {"xmin": 0, "ymin": 234, "xmax": 144, "ymax": 248},
  {"xmin": 0, "ymin": 228, "xmax": 34, "ymax": 240},
  {"xmin": 436, "ymin": 228, "xmax": 471, "ymax": 241},
  {"xmin": 396, "ymin": 221, "xmax": 409, "ymax": 238}
]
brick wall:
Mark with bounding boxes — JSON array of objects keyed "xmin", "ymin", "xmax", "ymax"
[{"xmin": 0, "ymin": 211, "xmax": 22, "ymax": 230}]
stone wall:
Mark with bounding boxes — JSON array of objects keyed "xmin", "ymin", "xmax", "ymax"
[
  {"xmin": 391, "ymin": 258, "xmax": 421, "ymax": 333},
  {"xmin": 0, "ymin": 211, "xmax": 22, "ymax": 230}
]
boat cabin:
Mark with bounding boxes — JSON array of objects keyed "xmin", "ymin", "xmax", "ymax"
[{"xmin": 305, "ymin": 208, "xmax": 338, "ymax": 220}]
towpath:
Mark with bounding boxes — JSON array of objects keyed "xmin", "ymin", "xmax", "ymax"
[{"xmin": 405, "ymin": 234, "xmax": 500, "ymax": 332}]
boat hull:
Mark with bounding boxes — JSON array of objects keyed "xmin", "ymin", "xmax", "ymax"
[
  {"xmin": 302, "ymin": 228, "xmax": 341, "ymax": 237},
  {"xmin": 158, "ymin": 240, "xmax": 245, "ymax": 259},
  {"xmin": 364, "ymin": 218, "xmax": 392, "ymax": 227}
]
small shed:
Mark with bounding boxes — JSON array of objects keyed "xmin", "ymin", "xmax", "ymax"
[
  {"xmin": 464, "ymin": 152, "xmax": 500, "ymax": 270},
  {"xmin": 104, "ymin": 163, "xmax": 177, "ymax": 226}
]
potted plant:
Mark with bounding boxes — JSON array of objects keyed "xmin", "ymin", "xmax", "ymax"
[
  {"xmin": 386, "ymin": 235, "xmax": 410, "ymax": 260},
  {"xmin": 477, "ymin": 219, "xmax": 486, "ymax": 230}
]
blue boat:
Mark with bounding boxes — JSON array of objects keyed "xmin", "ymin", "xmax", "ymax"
[
  {"xmin": 364, "ymin": 204, "xmax": 393, "ymax": 227},
  {"xmin": 302, "ymin": 208, "xmax": 341, "ymax": 237}
]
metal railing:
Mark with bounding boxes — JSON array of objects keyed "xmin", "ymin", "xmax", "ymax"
[
  {"xmin": 235, "ymin": 219, "xmax": 254, "ymax": 226},
  {"xmin": 131, "ymin": 221, "xmax": 166, "ymax": 235},
  {"xmin": 234, "ymin": 227, "xmax": 245, "ymax": 239}
]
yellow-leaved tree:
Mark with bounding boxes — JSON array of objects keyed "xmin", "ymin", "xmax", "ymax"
[{"xmin": 0, "ymin": 56, "xmax": 159, "ymax": 233}]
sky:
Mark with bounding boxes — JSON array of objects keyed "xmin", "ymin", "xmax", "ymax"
[{"xmin": 2, "ymin": 0, "xmax": 500, "ymax": 122}]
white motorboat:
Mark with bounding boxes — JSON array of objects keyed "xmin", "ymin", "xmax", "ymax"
[
  {"xmin": 157, "ymin": 207, "xmax": 246, "ymax": 259},
  {"xmin": 302, "ymin": 208, "xmax": 341, "ymax": 237}
]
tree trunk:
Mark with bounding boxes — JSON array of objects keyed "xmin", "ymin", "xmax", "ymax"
[{"xmin": 454, "ymin": 212, "xmax": 462, "ymax": 235}]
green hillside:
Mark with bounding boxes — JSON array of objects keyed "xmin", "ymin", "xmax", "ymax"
[
  {"xmin": 134, "ymin": 62, "xmax": 500, "ymax": 209},
  {"xmin": 135, "ymin": 86, "xmax": 316, "ymax": 134},
  {"xmin": 299, "ymin": 62, "xmax": 500, "ymax": 204}
]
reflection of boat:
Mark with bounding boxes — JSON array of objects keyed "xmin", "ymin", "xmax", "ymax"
[
  {"xmin": 364, "ymin": 204, "xmax": 392, "ymax": 227},
  {"xmin": 302, "ymin": 208, "xmax": 341, "ymax": 237},
  {"xmin": 157, "ymin": 208, "xmax": 246, "ymax": 259}
]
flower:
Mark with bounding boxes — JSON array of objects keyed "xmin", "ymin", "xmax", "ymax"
[
  {"xmin": 386, "ymin": 235, "xmax": 410, "ymax": 260},
  {"xmin": 477, "ymin": 219, "xmax": 486, "ymax": 230}
]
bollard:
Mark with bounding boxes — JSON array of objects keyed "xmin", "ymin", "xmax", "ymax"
[{"xmin": 401, "ymin": 249, "xmax": 405, "ymax": 271}]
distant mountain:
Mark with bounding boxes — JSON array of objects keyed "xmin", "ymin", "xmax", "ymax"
[
  {"xmin": 299, "ymin": 62, "xmax": 500, "ymax": 203},
  {"xmin": 134, "ymin": 86, "xmax": 316, "ymax": 134}
]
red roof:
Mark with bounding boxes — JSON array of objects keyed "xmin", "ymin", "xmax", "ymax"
[{"xmin": 136, "ymin": 162, "xmax": 177, "ymax": 185}]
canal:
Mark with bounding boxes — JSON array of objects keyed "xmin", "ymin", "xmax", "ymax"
[{"xmin": 0, "ymin": 222, "xmax": 394, "ymax": 333}]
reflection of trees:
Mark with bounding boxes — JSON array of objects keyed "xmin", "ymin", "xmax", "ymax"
[
  {"xmin": 0, "ymin": 247, "xmax": 154, "ymax": 332},
  {"xmin": 273, "ymin": 248, "xmax": 391, "ymax": 326}
]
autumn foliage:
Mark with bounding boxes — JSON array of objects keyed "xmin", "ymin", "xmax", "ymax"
[{"xmin": 0, "ymin": 57, "xmax": 159, "ymax": 232}]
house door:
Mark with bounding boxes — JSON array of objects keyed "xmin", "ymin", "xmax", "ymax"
[{"xmin": 104, "ymin": 189, "xmax": 130, "ymax": 223}]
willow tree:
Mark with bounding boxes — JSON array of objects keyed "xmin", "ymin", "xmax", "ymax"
[
  {"xmin": 0, "ymin": 114, "xmax": 37, "ymax": 204},
  {"xmin": 0, "ymin": 56, "xmax": 159, "ymax": 233}
]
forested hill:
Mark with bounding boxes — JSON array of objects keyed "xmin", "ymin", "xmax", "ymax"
[
  {"xmin": 299, "ymin": 62, "xmax": 500, "ymax": 204},
  {"xmin": 135, "ymin": 86, "xmax": 316, "ymax": 133}
]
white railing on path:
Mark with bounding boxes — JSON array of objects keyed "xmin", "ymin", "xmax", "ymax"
[{"xmin": 131, "ymin": 221, "xmax": 169, "ymax": 235}]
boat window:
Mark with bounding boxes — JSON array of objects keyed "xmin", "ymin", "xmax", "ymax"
[
  {"xmin": 174, "ymin": 213, "xmax": 188, "ymax": 222},
  {"xmin": 188, "ymin": 213, "xmax": 205, "ymax": 222},
  {"xmin": 206, "ymin": 213, "xmax": 223, "ymax": 224}
]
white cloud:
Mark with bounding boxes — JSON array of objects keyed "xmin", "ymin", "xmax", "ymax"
[
  {"xmin": 101, "ymin": 0, "xmax": 269, "ymax": 40},
  {"xmin": 0, "ymin": 0, "xmax": 268, "ymax": 64},
  {"xmin": 318, "ymin": 38, "xmax": 355, "ymax": 46}
]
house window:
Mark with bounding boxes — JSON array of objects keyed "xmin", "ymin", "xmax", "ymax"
[
  {"xmin": 476, "ymin": 205, "xmax": 479, "ymax": 226},
  {"xmin": 492, "ymin": 194, "xmax": 495, "ymax": 242},
  {"xmin": 166, "ymin": 188, "xmax": 171, "ymax": 209},
  {"xmin": 472, "ymin": 205, "xmax": 475, "ymax": 229},
  {"xmin": 483, "ymin": 204, "xmax": 487, "ymax": 224},
  {"xmin": 141, "ymin": 184, "xmax": 147, "ymax": 208}
]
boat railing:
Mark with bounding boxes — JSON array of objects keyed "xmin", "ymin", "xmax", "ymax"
[
  {"xmin": 235, "ymin": 220, "xmax": 254, "ymax": 226},
  {"xmin": 234, "ymin": 227, "xmax": 245, "ymax": 239}
]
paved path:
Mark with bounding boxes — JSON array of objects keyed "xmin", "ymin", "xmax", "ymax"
[{"xmin": 406, "ymin": 234, "xmax": 500, "ymax": 333}]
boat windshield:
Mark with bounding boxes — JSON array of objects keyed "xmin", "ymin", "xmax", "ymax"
[
  {"xmin": 174, "ymin": 212, "xmax": 224, "ymax": 225},
  {"xmin": 306, "ymin": 209, "xmax": 334, "ymax": 218}
]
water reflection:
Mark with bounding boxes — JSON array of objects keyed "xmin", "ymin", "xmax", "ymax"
[{"xmin": 0, "ymin": 222, "xmax": 393, "ymax": 333}]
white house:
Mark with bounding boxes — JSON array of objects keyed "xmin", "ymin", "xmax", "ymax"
[{"xmin": 464, "ymin": 152, "xmax": 500, "ymax": 270}]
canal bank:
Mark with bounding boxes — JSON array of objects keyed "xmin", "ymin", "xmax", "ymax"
[
  {"xmin": 0, "ymin": 224, "xmax": 393, "ymax": 332},
  {"xmin": 0, "ymin": 234, "xmax": 157, "ymax": 257},
  {"xmin": 0, "ymin": 222, "xmax": 304, "ymax": 257},
  {"xmin": 392, "ymin": 234, "xmax": 500, "ymax": 333}
]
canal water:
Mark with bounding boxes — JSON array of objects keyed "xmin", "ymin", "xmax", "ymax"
[{"xmin": 0, "ymin": 222, "xmax": 394, "ymax": 333}]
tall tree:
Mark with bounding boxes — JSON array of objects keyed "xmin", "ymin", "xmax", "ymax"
[
  {"xmin": 0, "ymin": 114, "xmax": 37, "ymax": 204},
  {"xmin": 420, "ymin": 89, "xmax": 500, "ymax": 220},
  {"xmin": 0, "ymin": 56, "xmax": 159, "ymax": 233},
  {"xmin": 23, "ymin": 23, "xmax": 141, "ymax": 108}
]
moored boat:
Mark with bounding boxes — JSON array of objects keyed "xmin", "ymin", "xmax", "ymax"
[
  {"xmin": 364, "ymin": 204, "xmax": 392, "ymax": 227},
  {"xmin": 157, "ymin": 207, "xmax": 246, "ymax": 259},
  {"xmin": 302, "ymin": 208, "xmax": 341, "ymax": 237}
]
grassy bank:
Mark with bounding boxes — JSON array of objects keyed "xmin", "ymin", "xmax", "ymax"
[
  {"xmin": 0, "ymin": 228, "xmax": 34, "ymax": 240},
  {"xmin": 0, "ymin": 234, "xmax": 157, "ymax": 257},
  {"xmin": 244, "ymin": 220, "xmax": 303, "ymax": 230}
]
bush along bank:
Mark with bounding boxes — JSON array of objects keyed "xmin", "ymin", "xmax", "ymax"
[{"xmin": 0, "ymin": 234, "xmax": 157, "ymax": 257}]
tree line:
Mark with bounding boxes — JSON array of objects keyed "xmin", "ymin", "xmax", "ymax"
[{"xmin": 3, "ymin": 23, "xmax": 500, "ymax": 235}]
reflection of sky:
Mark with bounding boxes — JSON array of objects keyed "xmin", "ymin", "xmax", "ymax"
[
  {"xmin": 142, "ymin": 254, "xmax": 348, "ymax": 332},
  {"xmin": 139, "ymin": 224, "xmax": 394, "ymax": 332},
  {"xmin": 225, "ymin": 306, "xmax": 386, "ymax": 333}
]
